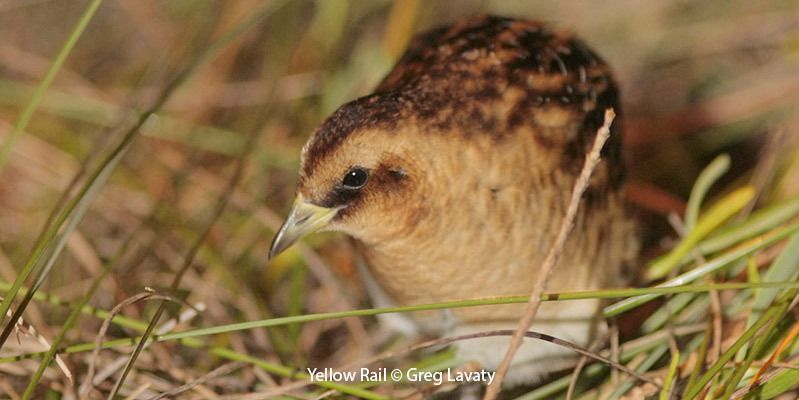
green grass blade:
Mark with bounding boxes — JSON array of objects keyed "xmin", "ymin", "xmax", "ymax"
[
  {"xmin": 720, "ymin": 306, "xmax": 786, "ymax": 400},
  {"xmin": 0, "ymin": 113, "xmax": 134, "ymax": 345},
  {"xmin": 683, "ymin": 293, "xmax": 793, "ymax": 399},
  {"xmin": 749, "ymin": 233, "xmax": 799, "ymax": 326},
  {"xmin": 153, "ymin": 282, "xmax": 799, "ymax": 344},
  {"xmin": 0, "ymin": 281, "xmax": 146, "ymax": 331},
  {"xmin": 605, "ymin": 222, "xmax": 799, "ymax": 317},
  {"xmin": 22, "ymin": 229, "xmax": 138, "ymax": 398},
  {"xmin": 659, "ymin": 348, "xmax": 680, "ymax": 400},
  {"xmin": 722, "ymin": 305, "xmax": 789, "ymax": 400},
  {"xmin": 0, "ymin": 78, "xmax": 296, "ymax": 164},
  {"xmin": 607, "ymin": 345, "xmax": 668, "ymax": 399},
  {"xmin": 0, "ymin": 0, "xmax": 105, "ymax": 335},
  {"xmin": 684, "ymin": 325, "xmax": 712, "ymax": 394},
  {"xmin": 697, "ymin": 195, "xmax": 799, "ymax": 256},
  {"xmin": 647, "ymin": 186, "xmax": 755, "ymax": 280},
  {"xmin": 642, "ymin": 292, "xmax": 696, "ymax": 333},
  {"xmin": 5, "ymin": 144, "xmax": 121, "ymax": 346},
  {"xmin": 736, "ymin": 233, "xmax": 799, "ymax": 363},
  {"xmin": 685, "ymin": 154, "xmax": 731, "ymax": 232},
  {"xmin": 747, "ymin": 368, "xmax": 799, "ymax": 399},
  {"xmin": 513, "ymin": 364, "xmax": 605, "ymax": 400},
  {"xmin": 0, "ymin": 0, "xmax": 103, "ymax": 174}
]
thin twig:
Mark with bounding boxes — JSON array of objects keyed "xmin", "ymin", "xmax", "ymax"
[
  {"xmin": 148, "ymin": 361, "xmax": 246, "ymax": 400},
  {"xmin": 81, "ymin": 302, "xmax": 205, "ymax": 397},
  {"xmin": 484, "ymin": 109, "xmax": 616, "ymax": 398},
  {"xmin": 0, "ymin": 300, "xmax": 72, "ymax": 383},
  {"xmin": 730, "ymin": 343, "xmax": 799, "ymax": 399},
  {"xmin": 610, "ymin": 321, "xmax": 620, "ymax": 387},
  {"xmin": 81, "ymin": 290, "xmax": 182, "ymax": 395},
  {"xmin": 567, "ymin": 333, "xmax": 607, "ymax": 400}
]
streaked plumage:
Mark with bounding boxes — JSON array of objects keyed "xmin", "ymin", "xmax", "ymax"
[{"xmin": 270, "ymin": 15, "xmax": 636, "ymax": 386}]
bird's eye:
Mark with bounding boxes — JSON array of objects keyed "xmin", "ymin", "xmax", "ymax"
[{"xmin": 342, "ymin": 167, "xmax": 368, "ymax": 189}]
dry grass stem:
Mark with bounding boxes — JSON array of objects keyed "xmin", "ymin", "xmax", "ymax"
[
  {"xmin": 81, "ymin": 291, "xmax": 184, "ymax": 396},
  {"xmin": 485, "ymin": 109, "xmax": 615, "ymax": 397},
  {"xmin": 147, "ymin": 361, "xmax": 246, "ymax": 400}
]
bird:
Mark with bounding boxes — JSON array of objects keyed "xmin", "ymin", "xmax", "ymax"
[{"xmin": 269, "ymin": 14, "xmax": 636, "ymax": 386}]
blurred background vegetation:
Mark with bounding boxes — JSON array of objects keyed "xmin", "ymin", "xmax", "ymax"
[{"xmin": 0, "ymin": 0, "xmax": 798, "ymax": 398}]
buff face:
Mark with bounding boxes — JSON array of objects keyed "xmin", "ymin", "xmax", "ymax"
[{"xmin": 270, "ymin": 127, "xmax": 429, "ymax": 256}]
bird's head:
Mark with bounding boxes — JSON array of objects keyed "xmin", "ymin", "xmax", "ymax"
[
  {"xmin": 269, "ymin": 93, "xmax": 430, "ymax": 259},
  {"xmin": 268, "ymin": 14, "xmax": 626, "ymax": 260}
]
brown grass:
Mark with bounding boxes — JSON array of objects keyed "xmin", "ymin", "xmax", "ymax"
[{"xmin": 0, "ymin": 1, "xmax": 798, "ymax": 398}]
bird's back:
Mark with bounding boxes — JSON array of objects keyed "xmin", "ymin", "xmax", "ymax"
[{"xmin": 377, "ymin": 15, "xmax": 624, "ymax": 188}]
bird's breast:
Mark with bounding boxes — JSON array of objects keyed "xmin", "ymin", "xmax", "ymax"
[{"xmin": 355, "ymin": 134, "xmax": 633, "ymax": 323}]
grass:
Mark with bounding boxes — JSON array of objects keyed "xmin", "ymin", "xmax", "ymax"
[{"xmin": 1, "ymin": 1, "xmax": 799, "ymax": 399}]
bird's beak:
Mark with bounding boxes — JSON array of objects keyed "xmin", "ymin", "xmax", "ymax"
[{"xmin": 268, "ymin": 195, "xmax": 339, "ymax": 259}]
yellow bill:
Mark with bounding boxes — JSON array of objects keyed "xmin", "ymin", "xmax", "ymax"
[{"xmin": 268, "ymin": 195, "xmax": 340, "ymax": 259}]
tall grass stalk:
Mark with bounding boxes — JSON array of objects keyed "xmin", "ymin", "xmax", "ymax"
[
  {"xmin": 22, "ymin": 226, "xmax": 140, "ymax": 398},
  {"xmin": 0, "ymin": 0, "xmax": 103, "ymax": 174}
]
